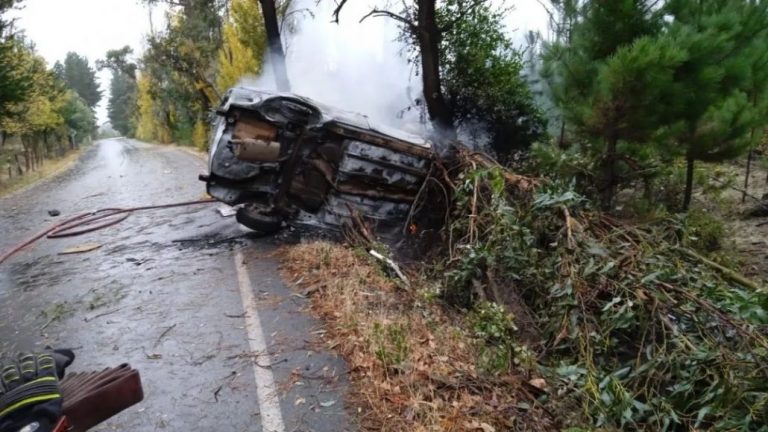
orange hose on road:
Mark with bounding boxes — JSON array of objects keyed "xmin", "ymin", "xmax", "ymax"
[{"xmin": 0, "ymin": 199, "xmax": 217, "ymax": 265}]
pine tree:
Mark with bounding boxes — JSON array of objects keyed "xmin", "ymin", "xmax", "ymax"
[
  {"xmin": 542, "ymin": 0, "xmax": 666, "ymax": 209},
  {"xmin": 60, "ymin": 52, "xmax": 102, "ymax": 109},
  {"xmin": 741, "ymin": 37, "xmax": 768, "ymax": 202},
  {"xmin": 663, "ymin": 0, "xmax": 768, "ymax": 210}
]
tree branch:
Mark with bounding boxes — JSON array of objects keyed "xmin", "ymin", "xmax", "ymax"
[
  {"xmin": 359, "ymin": 8, "xmax": 417, "ymax": 32},
  {"xmin": 331, "ymin": 0, "xmax": 349, "ymax": 23},
  {"xmin": 439, "ymin": 0, "xmax": 487, "ymax": 33}
]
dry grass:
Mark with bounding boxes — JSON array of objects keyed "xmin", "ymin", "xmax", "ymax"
[
  {"xmin": 0, "ymin": 148, "xmax": 84, "ymax": 198},
  {"xmin": 277, "ymin": 242, "xmax": 556, "ymax": 432}
]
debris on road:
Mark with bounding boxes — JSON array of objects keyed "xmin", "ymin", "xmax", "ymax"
[
  {"xmin": 59, "ymin": 243, "xmax": 102, "ymax": 255},
  {"xmin": 48, "ymin": 209, "xmax": 61, "ymax": 217},
  {"xmin": 217, "ymin": 205, "xmax": 237, "ymax": 217}
]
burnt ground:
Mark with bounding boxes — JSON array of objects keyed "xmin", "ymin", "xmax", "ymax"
[{"xmin": 0, "ymin": 139, "xmax": 351, "ymax": 431}]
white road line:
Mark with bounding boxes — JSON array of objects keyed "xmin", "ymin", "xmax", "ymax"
[{"xmin": 234, "ymin": 250, "xmax": 286, "ymax": 432}]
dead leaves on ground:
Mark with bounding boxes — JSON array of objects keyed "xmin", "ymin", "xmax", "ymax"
[{"xmin": 277, "ymin": 242, "xmax": 556, "ymax": 431}]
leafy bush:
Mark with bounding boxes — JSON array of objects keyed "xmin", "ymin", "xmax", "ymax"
[
  {"xmin": 681, "ymin": 208, "xmax": 727, "ymax": 253},
  {"xmin": 468, "ymin": 301, "xmax": 535, "ymax": 373},
  {"xmin": 432, "ymin": 153, "xmax": 768, "ymax": 430}
]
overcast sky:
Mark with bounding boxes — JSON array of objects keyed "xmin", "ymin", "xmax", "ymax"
[{"xmin": 10, "ymin": 0, "xmax": 548, "ymax": 125}]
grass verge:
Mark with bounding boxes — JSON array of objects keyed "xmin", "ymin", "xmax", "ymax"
[
  {"xmin": 277, "ymin": 242, "xmax": 556, "ymax": 432},
  {"xmin": 0, "ymin": 147, "xmax": 85, "ymax": 199}
]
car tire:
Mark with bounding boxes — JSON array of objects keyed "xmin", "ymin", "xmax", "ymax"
[{"xmin": 236, "ymin": 206, "xmax": 283, "ymax": 234}]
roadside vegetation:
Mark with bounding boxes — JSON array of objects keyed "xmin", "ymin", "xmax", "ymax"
[
  {"xmin": 0, "ymin": 1, "xmax": 98, "ymax": 195},
  {"xmin": 277, "ymin": 0, "xmax": 768, "ymax": 430}
]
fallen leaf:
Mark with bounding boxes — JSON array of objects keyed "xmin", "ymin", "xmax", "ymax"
[
  {"xmin": 319, "ymin": 400, "xmax": 336, "ymax": 408},
  {"xmin": 479, "ymin": 423, "xmax": 496, "ymax": 432},
  {"xmin": 528, "ymin": 378, "xmax": 547, "ymax": 390},
  {"xmin": 59, "ymin": 243, "xmax": 102, "ymax": 255},
  {"xmin": 294, "ymin": 397, "xmax": 306, "ymax": 406}
]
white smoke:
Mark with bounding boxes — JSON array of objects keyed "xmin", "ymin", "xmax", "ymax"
[
  {"xmin": 241, "ymin": 0, "xmax": 547, "ymax": 135},
  {"xmin": 241, "ymin": 0, "xmax": 425, "ymax": 134}
]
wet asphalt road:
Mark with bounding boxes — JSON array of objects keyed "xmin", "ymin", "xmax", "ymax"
[{"xmin": 0, "ymin": 139, "xmax": 350, "ymax": 432}]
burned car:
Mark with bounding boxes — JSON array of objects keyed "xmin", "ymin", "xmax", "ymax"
[{"xmin": 200, "ymin": 87, "xmax": 434, "ymax": 236}]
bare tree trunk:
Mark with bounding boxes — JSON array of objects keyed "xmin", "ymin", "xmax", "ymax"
[
  {"xmin": 258, "ymin": 0, "xmax": 291, "ymax": 92},
  {"xmin": 417, "ymin": 0, "xmax": 453, "ymax": 138},
  {"xmin": 558, "ymin": 120, "xmax": 566, "ymax": 148},
  {"xmin": 743, "ymin": 148, "xmax": 753, "ymax": 203},
  {"xmin": 14, "ymin": 154, "xmax": 23, "ymax": 176},
  {"xmin": 683, "ymin": 155, "xmax": 695, "ymax": 211},
  {"xmin": 601, "ymin": 134, "xmax": 618, "ymax": 211}
]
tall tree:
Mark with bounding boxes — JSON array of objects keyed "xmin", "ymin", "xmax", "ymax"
[
  {"xmin": 99, "ymin": 46, "xmax": 138, "ymax": 137},
  {"xmin": 439, "ymin": 0, "xmax": 545, "ymax": 154},
  {"xmin": 663, "ymin": 0, "xmax": 768, "ymax": 210},
  {"xmin": 107, "ymin": 72, "xmax": 137, "ymax": 136},
  {"xmin": 216, "ymin": 0, "xmax": 263, "ymax": 93},
  {"xmin": 97, "ymin": 46, "xmax": 137, "ymax": 80},
  {"xmin": 58, "ymin": 52, "xmax": 102, "ymax": 109},
  {"xmin": 0, "ymin": 0, "xmax": 32, "ymax": 123},
  {"xmin": 339, "ymin": 0, "xmax": 542, "ymax": 148},
  {"xmin": 542, "ymin": 0, "xmax": 666, "ymax": 209},
  {"xmin": 349, "ymin": 0, "xmax": 458, "ymax": 135},
  {"xmin": 138, "ymin": 0, "xmax": 224, "ymax": 144}
]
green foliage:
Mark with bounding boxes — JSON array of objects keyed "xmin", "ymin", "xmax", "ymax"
[
  {"xmin": 59, "ymin": 91, "xmax": 96, "ymax": 139},
  {"xmin": 138, "ymin": 0, "xmax": 224, "ymax": 144},
  {"xmin": 97, "ymin": 46, "xmax": 137, "ymax": 79},
  {"xmin": 440, "ymin": 164, "xmax": 768, "ymax": 430},
  {"xmin": 542, "ymin": 0, "xmax": 768, "ymax": 210},
  {"xmin": 107, "ymin": 72, "xmax": 137, "ymax": 137},
  {"xmin": 680, "ymin": 208, "xmax": 726, "ymax": 253},
  {"xmin": 467, "ymin": 301, "xmax": 534, "ymax": 373},
  {"xmin": 0, "ymin": 1, "xmax": 32, "ymax": 123},
  {"xmin": 372, "ymin": 321, "xmax": 410, "ymax": 370},
  {"xmin": 229, "ymin": 0, "xmax": 267, "ymax": 65},
  {"xmin": 438, "ymin": 0, "xmax": 545, "ymax": 155},
  {"xmin": 57, "ymin": 52, "xmax": 102, "ymax": 109},
  {"xmin": 542, "ymin": 1, "xmax": 669, "ymax": 208},
  {"xmin": 216, "ymin": 0, "xmax": 263, "ymax": 94}
]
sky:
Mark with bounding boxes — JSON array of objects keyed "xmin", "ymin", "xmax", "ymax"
[{"xmin": 10, "ymin": 0, "xmax": 548, "ymax": 126}]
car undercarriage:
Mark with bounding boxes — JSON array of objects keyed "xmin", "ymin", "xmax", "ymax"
[{"xmin": 201, "ymin": 87, "xmax": 434, "ymax": 236}]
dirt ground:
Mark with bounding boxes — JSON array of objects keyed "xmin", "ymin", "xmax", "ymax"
[{"xmin": 710, "ymin": 157, "xmax": 768, "ymax": 286}]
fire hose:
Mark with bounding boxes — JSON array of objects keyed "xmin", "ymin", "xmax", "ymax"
[{"xmin": 0, "ymin": 199, "xmax": 216, "ymax": 265}]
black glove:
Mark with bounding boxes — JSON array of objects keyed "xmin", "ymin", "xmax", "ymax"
[{"xmin": 0, "ymin": 349, "xmax": 74, "ymax": 432}]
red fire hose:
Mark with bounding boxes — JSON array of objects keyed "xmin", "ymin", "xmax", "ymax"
[{"xmin": 0, "ymin": 199, "xmax": 216, "ymax": 265}]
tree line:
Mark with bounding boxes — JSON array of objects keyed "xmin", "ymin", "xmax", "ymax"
[{"xmin": 0, "ymin": 0, "xmax": 99, "ymax": 182}]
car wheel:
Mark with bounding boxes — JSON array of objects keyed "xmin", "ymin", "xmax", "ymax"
[{"xmin": 236, "ymin": 206, "xmax": 283, "ymax": 234}]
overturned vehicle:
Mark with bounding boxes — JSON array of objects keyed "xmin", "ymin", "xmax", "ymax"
[{"xmin": 201, "ymin": 87, "xmax": 434, "ymax": 236}]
